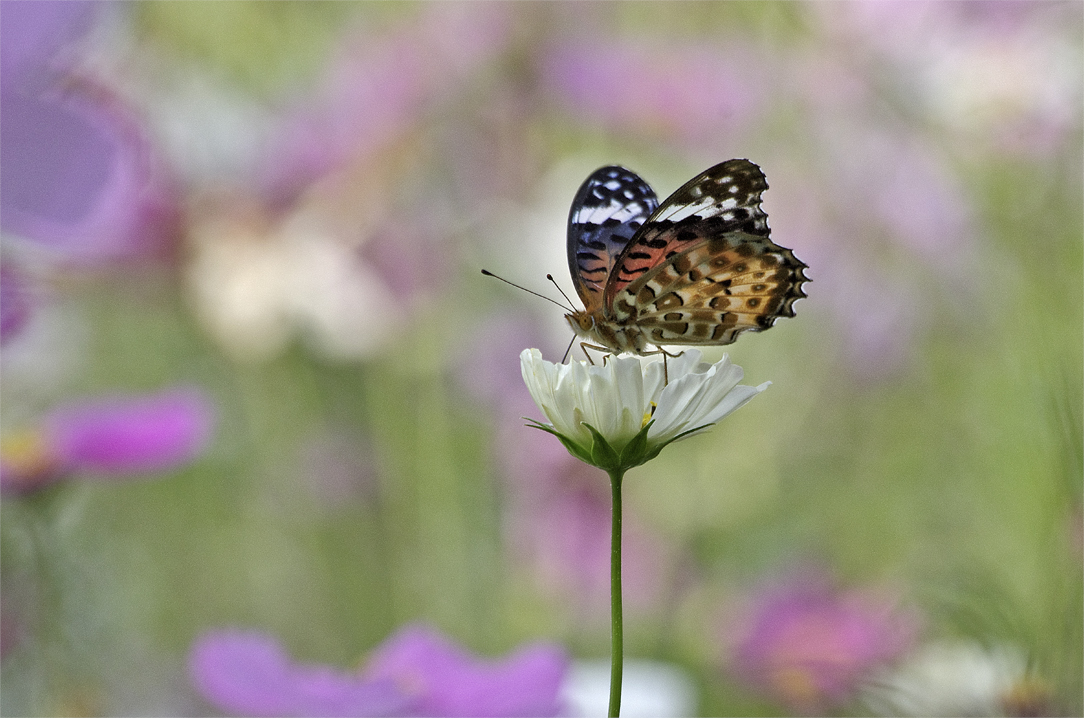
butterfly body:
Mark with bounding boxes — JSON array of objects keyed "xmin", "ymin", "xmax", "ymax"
[{"xmin": 565, "ymin": 160, "xmax": 808, "ymax": 356}]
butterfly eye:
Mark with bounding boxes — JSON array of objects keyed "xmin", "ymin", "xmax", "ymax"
[{"xmin": 565, "ymin": 313, "xmax": 594, "ymax": 334}]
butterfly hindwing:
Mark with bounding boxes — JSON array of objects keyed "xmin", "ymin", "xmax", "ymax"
[
  {"xmin": 567, "ymin": 166, "xmax": 658, "ymax": 313},
  {"xmin": 614, "ymin": 226, "xmax": 808, "ymax": 345},
  {"xmin": 602, "ymin": 159, "xmax": 771, "ymax": 309}
]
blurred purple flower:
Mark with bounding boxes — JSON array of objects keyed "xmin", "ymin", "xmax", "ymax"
[
  {"xmin": 190, "ymin": 631, "xmax": 410, "ymax": 718},
  {"xmin": 0, "ymin": 262, "xmax": 32, "ymax": 344},
  {"xmin": 508, "ymin": 457, "xmax": 678, "ymax": 618},
  {"xmin": 262, "ymin": 3, "xmax": 512, "ymax": 204},
  {"xmin": 452, "ymin": 311, "xmax": 559, "ymax": 418},
  {"xmin": 0, "ymin": 2, "xmax": 181, "ymax": 264},
  {"xmin": 813, "ymin": 1, "xmax": 1081, "ymax": 157},
  {"xmin": 364, "ymin": 624, "xmax": 567, "ymax": 717},
  {"xmin": 1, "ymin": 83, "xmax": 182, "ymax": 264},
  {"xmin": 0, "ymin": 0, "xmax": 95, "ymax": 92},
  {"xmin": 189, "ymin": 624, "xmax": 568, "ymax": 718},
  {"xmin": 498, "ymin": 427, "xmax": 679, "ymax": 618},
  {"xmin": 0, "ymin": 386, "xmax": 215, "ymax": 495},
  {"xmin": 726, "ymin": 572, "xmax": 917, "ymax": 714},
  {"xmin": 810, "ymin": 125, "xmax": 976, "ymax": 271},
  {"xmin": 543, "ymin": 40, "xmax": 764, "ymax": 144},
  {"xmin": 761, "ymin": 128, "xmax": 977, "ymax": 380}
]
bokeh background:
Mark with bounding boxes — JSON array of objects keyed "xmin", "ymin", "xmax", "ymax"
[{"xmin": 1, "ymin": 2, "xmax": 1081, "ymax": 716}]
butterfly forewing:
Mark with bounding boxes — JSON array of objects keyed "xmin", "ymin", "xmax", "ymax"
[
  {"xmin": 567, "ymin": 166, "xmax": 658, "ymax": 312},
  {"xmin": 602, "ymin": 159, "xmax": 770, "ymax": 309},
  {"xmin": 646, "ymin": 159, "xmax": 770, "ymax": 230}
]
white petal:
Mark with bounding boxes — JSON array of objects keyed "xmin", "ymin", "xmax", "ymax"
[
  {"xmin": 519, "ymin": 347, "xmax": 767, "ymax": 458},
  {"xmin": 641, "ymin": 359, "xmax": 668, "ymax": 404},
  {"xmin": 693, "ymin": 381, "xmax": 770, "ymax": 428},
  {"xmin": 612, "ymin": 356, "xmax": 648, "ymax": 439},
  {"xmin": 651, "ymin": 357, "xmax": 738, "ymax": 438},
  {"xmin": 665, "ymin": 349, "xmax": 705, "ymax": 378},
  {"xmin": 521, "ymin": 349, "xmax": 587, "ymax": 443}
]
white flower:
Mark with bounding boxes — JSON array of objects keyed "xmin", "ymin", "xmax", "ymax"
[
  {"xmin": 863, "ymin": 641, "xmax": 1050, "ymax": 717},
  {"xmin": 561, "ymin": 659, "xmax": 697, "ymax": 718},
  {"xmin": 520, "ymin": 348, "xmax": 769, "ymax": 471}
]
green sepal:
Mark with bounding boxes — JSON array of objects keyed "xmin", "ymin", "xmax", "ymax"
[
  {"xmin": 525, "ymin": 418, "xmax": 717, "ymax": 473},
  {"xmin": 641, "ymin": 422, "xmax": 715, "ymax": 465},
  {"xmin": 525, "ymin": 419, "xmax": 594, "ymax": 466},
  {"xmin": 618, "ymin": 420, "xmax": 654, "ymax": 469},
  {"xmin": 582, "ymin": 422, "xmax": 621, "ymax": 472}
]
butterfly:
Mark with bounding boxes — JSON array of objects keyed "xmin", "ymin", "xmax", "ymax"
[{"xmin": 564, "ymin": 159, "xmax": 808, "ymax": 356}]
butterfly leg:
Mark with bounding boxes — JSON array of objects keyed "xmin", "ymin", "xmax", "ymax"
[
  {"xmin": 578, "ymin": 342, "xmax": 612, "ymax": 366},
  {"xmin": 640, "ymin": 347, "xmax": 684, "ymax": 384},
  {"xmin": 660, "ymin": 348, "xmax": 687, "ymax": 385}
]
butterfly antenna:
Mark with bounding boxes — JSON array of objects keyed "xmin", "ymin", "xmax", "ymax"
[
  {"xmin": 545, "ymin": 274, "xmax": 577, "ymax": 310},
  {"xmin": 481, "ymin": 269, "xmax": 572, "ymax": 312}
]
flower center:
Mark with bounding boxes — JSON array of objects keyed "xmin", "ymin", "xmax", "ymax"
[{"xmin": 0, "ymin": 428, "xmax": 61, "ymax": 489}]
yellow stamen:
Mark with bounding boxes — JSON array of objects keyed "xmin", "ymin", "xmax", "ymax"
[
  {"xmin": 1001, "ymin": 675, "xmax": 1053, "ymax": 716},
  {"xmin": 770, "ymin": 666, "xmax": 821, "ymax": 711},
  {"xmin": 0, "ymin": 428, "xmax": 60, "ymax": 488}
]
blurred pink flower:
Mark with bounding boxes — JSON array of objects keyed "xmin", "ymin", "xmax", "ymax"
[
  {"xmin": 809, "ymin": 125, "xmax": 976, "ymax": 271},
  {"xmin": 0, "ymin": 1, "xmax": 182, "ymax": 264},
  {"xmin": 183, "ymin": 5, "xmax": 513, "ymax": 362},
  {"xmin": 190, "ymin": 624, "xmax": 568, "ymax": 717},
  {"xmin": 0, "ymin": 262, "xmax": 32, "ymax": 344},
  {"xmin": 452, "ymin": 311, "xmax": 560, "ymax": 418},
  {"xmin": 500, "ymin": 428, "xmax": 679, "ymax": 619},
  {"xmin": 761, "ymin": 125, "xmax": 978, "ymax": 380},
  {"xmin": 0, "ymin": 0, "xmax": 95, "ymax": 92},
  {"xmin": 812, "ymin": 1, "xmax": 1081, "ymax": 157},
  {"xmin": 726, "ymin": 571, "xmax": 917, "ymax": 714},
  {"xmin": 0, "ymin": 387, "xmax": 216, "ymax": 495},
  {"xmin": 508, "ymin": 456, "xmax": 677, "ymax": 618},
  {"xmin": 1, "ymin": 85, "xmax": 182, "ymax": 264},
  {"xmin": 190, "ymin": 630, "xmax": 408, "ymax": 717},
  {"xmin": 262, "ymin": 3, "xmax": 512, "ymax": 204},
  {"xmin": 364, "ymin": 624, "xmax": 567, "ymax": 718},
  {"xmin": 542, "ymin": 40, "xmax": 764, "ymax": 144}
]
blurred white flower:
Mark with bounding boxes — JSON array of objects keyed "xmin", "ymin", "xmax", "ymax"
[
  {"xmin": 186, "ymin": 193, "xmax": 403, "ymax": 362},
  {"xmin": 863, "ymin": 640, "xmax": 1052, "ymax": 717},
  {"xmin": 561, "ymin": 659, "xmax": 696, "ymax": 718},
  {"xmin": 520, "ymin": 348, "xmax": 768, "ymax": 471}
]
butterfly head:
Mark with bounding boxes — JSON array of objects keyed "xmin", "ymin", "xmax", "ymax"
[
  {"xmin": 565, "ymin": 308, "xmax": 644, "ymax": 355},
  {"xmin": 565, "ymin": 309, "xmax": 596, "ymax": 337}
]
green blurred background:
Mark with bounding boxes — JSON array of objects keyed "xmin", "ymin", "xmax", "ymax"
[{"xmin": 1, "ymin": 2, "xmax": 1081, "ymax": 715}]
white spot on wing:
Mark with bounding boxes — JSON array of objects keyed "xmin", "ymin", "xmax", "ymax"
[
  {"xmin": 573, "ymin": 199, "xmax": 650, "ymax": 225},
  {"xmin": 661, "ymin": 198, "xmax": 715, "ymax": 222}
]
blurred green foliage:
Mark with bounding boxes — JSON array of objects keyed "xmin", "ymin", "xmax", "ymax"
[{"xmin": 2, "ymin": 2, "xmax": 1080, "ymax": 716}]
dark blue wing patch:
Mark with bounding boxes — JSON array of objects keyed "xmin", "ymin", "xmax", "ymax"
[{"xmin": 566, "ymin": 166, "xmax": 658, "ymax": 309}]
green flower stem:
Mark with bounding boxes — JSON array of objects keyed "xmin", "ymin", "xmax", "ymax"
[{"xmin": 608, "ymin": 467, "xmax": 625, "ymax": 718}]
